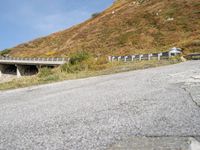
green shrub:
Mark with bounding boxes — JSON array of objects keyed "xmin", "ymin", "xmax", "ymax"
[
  {"xmin": 61, "ymin": 63, "xmax": 86, "ymax": 73},
  {"xmin": 61, "ymin": 63, "xmax": 70, "ymax": 72},
  {"xmin": 61, "ymin": 51, "xmax": 92, "ymax": 73},
  {"xmin": 38, "ymin": 67, "xmax": 53, "ymax": 78},
  {"xmin": 0, "ymin": 49, "xmax": 11, "ymax": 56},
  {"xmin": 38, "ymin": 68, "xmax": 60, "ymax": 82},
  {"xmin": 69, "ymin": 51, "xmax": 91, "ymax": 65},
  {"xmin": 61, "ymin": 52, "xmax": 110, "ymax": 73}
]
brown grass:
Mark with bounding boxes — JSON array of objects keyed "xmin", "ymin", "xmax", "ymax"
[
  {"xmin": 0, "ymin": 59, "xmax": 181, "ymax": 90},
  {"xmin": 4, "ymin": 0, "xmax": 200, "ymax": 57}
]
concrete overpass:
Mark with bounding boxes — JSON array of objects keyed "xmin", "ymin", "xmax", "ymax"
[{"xmin": 0, "ymin": 57, "xmax": 69, "ymax": 78}]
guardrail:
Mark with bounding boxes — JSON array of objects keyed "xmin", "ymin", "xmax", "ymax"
[
  {"xmin": 185, "ymin": 53, "xmax": 200, "ymax": 60},
  {"xmin": 108, "ymin": 51, "xmax": 173, "ymax": 62},
  {"xmin": 0, "ymin": 56, "xmax": 69, "ymax": 62}
]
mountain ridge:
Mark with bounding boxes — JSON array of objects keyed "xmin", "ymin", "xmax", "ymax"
[{"xmin": 5, "ymin": 0, "xmax": 200, "ymax": 57}]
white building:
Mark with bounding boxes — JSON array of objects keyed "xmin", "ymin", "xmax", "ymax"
[{"xmin": 169, "ymin": 47, "xmax": 182, "ymax": 57}]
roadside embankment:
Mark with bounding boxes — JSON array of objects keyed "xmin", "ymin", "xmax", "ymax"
[
  {"xmin": 0, "ymin": 74, "xmax": 16, "ymax": 84},
  {"xmin": 0, "ymin": 58, "xmax": 181, "ymax": 90}
]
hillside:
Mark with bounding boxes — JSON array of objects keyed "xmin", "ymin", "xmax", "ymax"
[{"xmin": 6, "ymin": 0, "xmax": 200, "ymax": 57}]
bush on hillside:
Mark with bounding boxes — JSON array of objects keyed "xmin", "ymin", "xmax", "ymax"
[
  {"xmin": 91, "ymin": 12, "xmax": 100, "ymax": 18},
  {"xmin": 69, "ymin": 51, "xmax": 91, "ymax": 65},
  {"xmin": 61, "ymin": 51, "xmax": 92, "ymax": 73},
  {"xmin": 61, "ymin": 52, "xmax": 110, "ymax": 73},
  {"xmin": 0, "ymin": 49, "xmax": 11, "ymax": 56}
]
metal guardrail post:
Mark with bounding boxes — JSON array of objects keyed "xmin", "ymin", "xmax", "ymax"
[
  {"xmin": 148, "ymin": 54, "xmax": 153, "ymax": 60},
  {"xmin": 124, "ymin": 56, "xmax": 128, "ymax": 62},
  {"xmin": 131, "ymin": 55, "xmax": 135, "ymax": 61},
  {"xmin": 139, "ymin": 55, "xmax": 143, "ymax": 61},
  {"xmin": 118, "ymin": 56, "xmax": 121, "ymax": 61},
  {"xmin": 112, "ymin": 56, "xmax": 115, "ymax": 62},
  {"xmin": 158, "ymin": 53, "xmax": 162, "ymax": 60}
]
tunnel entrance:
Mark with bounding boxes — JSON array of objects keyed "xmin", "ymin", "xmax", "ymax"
[
  {"xmin": 22, "ymin": 65, "xmax": 39, "ymax": 76},
  {"xmin": 0, "ymin": 64, "xmax": 39, "ymax": 78},
  {"xmin": 1, "ymin": 64, "xmax": 17, "ymax": 75},
  {"xmin": 16, "ymin": 65, "xmax": 39, "ymax": 77}
]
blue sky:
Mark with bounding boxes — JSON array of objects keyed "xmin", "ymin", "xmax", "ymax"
[{"xmin": 0, "ymin": 0, "xmax": 114, "ymax": 50}]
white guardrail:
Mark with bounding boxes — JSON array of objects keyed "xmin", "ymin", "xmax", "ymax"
[
  {"xmin": 0, "ymin": 56, "xmax": 69, "ymax": 62},
  {"xmin": 108, "ymin": 51, "xmax": 181, "ymax": 62}
]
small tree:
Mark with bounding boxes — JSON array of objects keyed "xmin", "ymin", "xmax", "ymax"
[{"xmin": 91, "ymin": 12, "xmax": 100, "ymax": 18}]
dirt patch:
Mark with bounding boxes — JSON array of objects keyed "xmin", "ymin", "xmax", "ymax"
[{"xmin": 0, "ymin": 75, "xmax": 16, "ymax": 83}]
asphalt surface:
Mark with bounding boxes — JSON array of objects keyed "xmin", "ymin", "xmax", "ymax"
[{"xmin": 0, "ymin": 61, "xmax": 200, "ymax": 150}]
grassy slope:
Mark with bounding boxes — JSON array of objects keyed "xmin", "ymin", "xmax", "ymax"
[
  {"xmin": 7, "ymin": 0, "xmax": 200, "ymax": 57},
  {"xmin": 0, "ymin": 59, "xmax": 180, "ymax": 90}
]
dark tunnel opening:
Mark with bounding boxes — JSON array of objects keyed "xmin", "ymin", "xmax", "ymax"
[
  {"xmin": 23, "ymin": 65, "xmax": 39, "ymax": 76},
  {"xmin": 0, "ymin": 64, "xmax": 39, "ymax": 77},
  {"xmin": 2, "ymin": 65, "xmax": 17, "ymax": 75}
]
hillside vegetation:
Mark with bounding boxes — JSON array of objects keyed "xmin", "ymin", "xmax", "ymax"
[{"xmin": 6, "ymin": 0, "xmax": 200, "ymax": 57}]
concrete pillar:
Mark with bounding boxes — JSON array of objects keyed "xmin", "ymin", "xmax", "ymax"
[
  {"xmin": 124, "ymin": 56, "xmax": 128, "ymax": 62},
  {"xmin": 148, "ymin": 54, "xmax": 153, "ymax": 60},
  {"xmin": 16, "ymin": 65, "xmax": 25, "ymax": 78},
  {"xmin": 16, "ymin": 66, "xmax": 21, "ymax": 78},
  {"xmin": 158, "ymin": 53, "xmax": 162, "ymax": 60},
  {"xmin": 139, "ymin": 55, "xmax": 143, "ymax": 61},
  {"xmin": 131, "ymin": 55, "xmax": 135, "ymax": 61}
]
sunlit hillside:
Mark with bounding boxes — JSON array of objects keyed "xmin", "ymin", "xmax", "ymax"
[{"xmin": 5, "ymin": 0, "xmax": 200, "ymax": 57}]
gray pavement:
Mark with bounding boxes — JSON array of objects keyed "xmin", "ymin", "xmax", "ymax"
[{"xmin": 0, "ymin": 61, "xmax": 200, "ymax": 150}]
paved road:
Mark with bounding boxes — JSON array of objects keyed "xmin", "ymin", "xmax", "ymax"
[{"xmin": 0, "ymin": 61, "xmax": 200, "ymax": 150}]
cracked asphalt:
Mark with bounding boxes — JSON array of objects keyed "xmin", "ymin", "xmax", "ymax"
[{"xmin": 0, "ymin": 61, "xmax": 200, "ymax": 150}]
